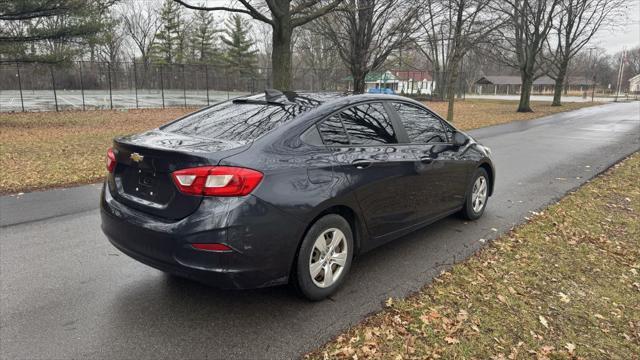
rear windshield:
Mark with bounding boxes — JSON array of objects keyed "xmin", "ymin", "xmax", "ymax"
[{"xmin": 161, "ymin": 101, "xmax": 308, "ymax": 142}]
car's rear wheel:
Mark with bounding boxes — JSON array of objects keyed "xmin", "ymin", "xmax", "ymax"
[
  {"xmin": 294, "ymin": 214, "xmax": 353, "ymax": 301},
  {"xmin": 460, "ymin": 168, "xmax": 489, "ymax": 220}
]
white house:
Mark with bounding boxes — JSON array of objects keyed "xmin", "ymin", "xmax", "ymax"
[
  {"xmin": 629, "ymin": 74, "xmax": 640, "ymax": 93},
  {"xmin": 346, "ymin": 70, "xmax": 435, "ymax": 94},
  {"xmin": 393, "ymin": 70, "xmax": 435, "ymax": 95}
]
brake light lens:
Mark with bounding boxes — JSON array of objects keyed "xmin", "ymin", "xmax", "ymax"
[
  {"xmin": 171, "ymin": 166, "xmax": 263, "ymax": 196},
  {"xmin": 106, "ymin": 147, "xmax": 116, "ymax": 173},
  {"xmin": 191, "ymin": 243, "xmax": 233, "ymax": 252}
]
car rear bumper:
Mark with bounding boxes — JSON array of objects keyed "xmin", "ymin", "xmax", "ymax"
[{"xmin": 100, "ymin": 183, "xmax": 303, "ymax": 289}]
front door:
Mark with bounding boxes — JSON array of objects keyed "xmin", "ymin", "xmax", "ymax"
[{"xmin": 389, "ymin": 102, "xmax": 470, "ymax": 222}]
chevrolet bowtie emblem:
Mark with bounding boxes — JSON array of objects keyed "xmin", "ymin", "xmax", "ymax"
[{"xmin": 130, "ymin": 152, "xmax": 144, "ymax": 163}]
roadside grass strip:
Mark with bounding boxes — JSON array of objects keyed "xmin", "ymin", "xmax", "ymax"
[
  {"xmin": 426, "ymin": 100, "xmax": 599, "ymax": 131},
  {"xmin": 0, "ymin": 100, "xmax": 598, "ymax": 194},
  {"xmin": 0, "ymin": 108, "xmax": 194, "ymax": 194},
  {"xmin": 308, "ymin": 153, "xmax": 640, "ymax": 359}
]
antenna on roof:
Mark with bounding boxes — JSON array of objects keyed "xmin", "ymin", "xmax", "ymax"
[
  {"xmin": 265, "ymin": 89, "xmax": 284, "ymax": 102},
  {"xmin": 265, "ymin": 89, "xmax": 300, "ymax": 102}
]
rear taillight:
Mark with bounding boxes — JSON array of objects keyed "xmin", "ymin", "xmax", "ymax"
[
  {"xmin": 171, "ymin": 166, "xmax": 263, "ymax": 197},
  {"xmin": 106, "ymin": 147, "xmax": 116, "ymax": 173},
  {"xmin": 191, "ymin": 243, "xmax": 233, "ymax": 252}
]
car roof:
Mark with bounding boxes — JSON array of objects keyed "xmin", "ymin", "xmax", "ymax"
[{"xmin": 234, "ymin": 90, "xmax": 413, "ymax": 111}]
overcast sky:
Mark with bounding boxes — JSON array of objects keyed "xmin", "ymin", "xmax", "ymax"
[{"xmin": 591, "ymin": 0, "xmax": 640, "ymax": 54}]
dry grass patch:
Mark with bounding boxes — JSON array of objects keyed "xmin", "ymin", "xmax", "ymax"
[
  {"xmin": 308, "ymin": 153, "xmax": 640, "ymax": 360},
  {"xmin": 0, "ymin": 100, "xmax": 599, "ymax": 194},
  {"xmin": 424, "ymin": 99, "xmax": 599, "ymax": 131},
  {"xmin": 0, "ymin": 108, "xmax": 193, "ymax": 194}
]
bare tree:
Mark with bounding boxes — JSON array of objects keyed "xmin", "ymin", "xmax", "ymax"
[
  {"xmin": 97, "ymin": 11, "xmax": 126, "ymax": 65},
  {"xmin": 613, "ymin": 45, "xmax": 640, "ymax": 92},
  {"xmin": 317, "ymin": 0, "xmax": 420, "ymax": 94},
  {"xmin": 121, "ymin": 0, "xmax": 160, "ymax": 65},
  {"xmin": 624, "ymin": 45, "xmax": 640, "ymax": 80},
  {"xmin": 547, "ymin": 0, "xmax": 625, "ymax": 106},
  {"xmin": 493, "ymin": 0, "xmax": 561, "ymax": 112},
  {"xmin": 295, "ymin": 26, "xmax": 341, "ymax": 90},
  {"xmin": 416, "ymin": 0, "xmax": 501, "ymax": 121},
  {"xmin": 172, "ymin": 0, "xmax": 343, "ymax": 91}
]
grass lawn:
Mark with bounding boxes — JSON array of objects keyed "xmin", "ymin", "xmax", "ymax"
[
  {"xmin": 308, "ymin": 153, "xmax": 640, "ymax": 359},
  {"xmin": 426, "ymin": 100, "xmax": 598, "ymax": 131},
  {"xmin": 0, "ymin": 100, "xmax": 598, "ymax": 194}
]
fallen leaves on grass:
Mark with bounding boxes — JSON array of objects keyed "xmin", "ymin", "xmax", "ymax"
[
  {"xmin": 538, "ymin": 315, "xmax": 549, "ymax": 329},
  {"xmin": 307, "ymin": 154, "xmax": 640, "ymax": 359},
  {"xmin": 0, "ymin": 108, "xmax": 193, "ymax": 194}
]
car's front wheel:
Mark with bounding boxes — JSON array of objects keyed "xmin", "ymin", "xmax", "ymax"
[
  {"xmin": 294, "ymin": 214, "xmax": 353, "ymax": 301},
  {"xmin": 460, "ymin": 168, "xmax": 489, "ymax": 220}
]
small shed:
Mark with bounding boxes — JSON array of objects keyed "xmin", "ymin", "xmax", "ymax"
[
  {"xmin": 474, "ymin": 75, "xmax": 555, "ymax": 95},
  {"xmin": 474, "ymin": 75, "xmax": 595, "ymax": 95}
]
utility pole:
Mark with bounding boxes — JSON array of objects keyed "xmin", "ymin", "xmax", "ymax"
[
  {"xmin": 614, "ymin": 49, "xmax": 626, "ymax": 102},
  {"xmin": 399, "ymin": 47, "xmax": 402, "ymax": 94},
  {"xmin": 588, "ymin": 47, "xmax": 596, "ymax": 102}
]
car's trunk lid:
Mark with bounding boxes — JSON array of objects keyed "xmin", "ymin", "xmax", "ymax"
[{"xmin": 108, "ymin": 130, "xmax": 249, "ymax": 220}]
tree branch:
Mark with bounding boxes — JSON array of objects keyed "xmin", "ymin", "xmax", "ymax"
[
  {"xmin": 291, "ymin": 0, "xmax": 343, "ymax": 28},
  {"xmin": 171, "ymin": 0, "xmax": 273, "ymax": 25}
]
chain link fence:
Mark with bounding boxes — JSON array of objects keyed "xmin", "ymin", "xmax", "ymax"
[{"xmin": 0, "ymin": 61, "xmax": 350, "ymax": 112}]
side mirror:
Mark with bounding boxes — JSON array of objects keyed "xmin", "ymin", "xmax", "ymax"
[{"xmin": 452, "ymin": 131, "xmax": 468, "ymax": 146}]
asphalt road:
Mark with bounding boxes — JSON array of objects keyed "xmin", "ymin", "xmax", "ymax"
[{"xmin": 1, "ymin": 102, "xmax": 639, "ymax": 360}]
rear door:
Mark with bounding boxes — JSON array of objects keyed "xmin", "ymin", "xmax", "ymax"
[
  {"xmin": 319, "ymin": 102, "xmax": 419, "ymax": 239},
  {"xmin": 389, "ymin": 102, "xmax": 469, "ymax": 220}
]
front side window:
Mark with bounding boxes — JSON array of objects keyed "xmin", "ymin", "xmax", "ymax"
[
  {"xmin": 392, "ymin": 103, "xmax": 447, "ymax": 144},
  {"xmin": 339, "ymin": 103, "xmax": 397, "ymax": 145}
]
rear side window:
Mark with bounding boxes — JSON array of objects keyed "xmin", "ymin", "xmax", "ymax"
[
  {"xmin": 340, "ymin": 103, "xmax": 397, "ymax": 145},
  {"xmin": 393, "ymin": 103, "xmax": 447, "ymax": 144},
  {"xmin": 318, "ymin": 115, "xmax": 350, "ymax": 145},
  {"xmin": 161, "ymin": 102, "xmax": 306, "ymax": 142}
]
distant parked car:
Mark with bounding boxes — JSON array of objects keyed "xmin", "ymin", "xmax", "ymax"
[
  {"xmin": 368, "ymin": 87, "xmax": 396, "ymax": 95},
  {"xmin": 101, "ymin": 90, "xmax": 495, "ymax": 300}
]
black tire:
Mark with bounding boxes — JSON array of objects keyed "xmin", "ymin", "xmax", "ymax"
[
  {"xmin": 460, "ymin": 168, "xmax": 490, "ymax": 220},
  {"xmin": 294, "ymin": 214, "xmax": 354, "ymax": 301}
]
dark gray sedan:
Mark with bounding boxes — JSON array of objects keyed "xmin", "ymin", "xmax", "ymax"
[{"xmin": 100, "ymin": 90, "xmax": 495, "ymax": 300}]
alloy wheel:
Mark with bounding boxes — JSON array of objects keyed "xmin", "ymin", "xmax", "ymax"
[
  {"xmin": 309, "ymin": 228, "xmax": 348, "ymax": 288},
  {"xmin": 472, "ymin": 176, "xmax": 488, "ymax": 213}
]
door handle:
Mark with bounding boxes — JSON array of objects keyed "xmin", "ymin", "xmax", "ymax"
[
  {"xmin": 352, "ymin": 160, "xmax": 372, "ymax": 169},
  {"xmin": 420, "ymin": 156, "xmax": 434, "ymax": 164}
]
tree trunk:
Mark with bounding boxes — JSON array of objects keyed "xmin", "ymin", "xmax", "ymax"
[
  {"xmin": 518, "ymin": 75, "xmax": 534, "ymax": 112},
  {"xmin": 352, "ymin": 70, "xmax": 366, "ymax": 94},
  {"xmin": 552, "ymin": 76, "xmax": 564, "ymax": 106},
  {"xmin": 446, "ymin": 65, "xmax": 460, "ymax": 122},
  {"xmin": 434, "ymin": 70, "xmax": 446, "ymax": 100},
  {"xmin": 551, "ymin": 58, "xmax": 569, "ymax": 106},
  {"xmin": 271, "ymin": 20, "xmax": 292, "ymax": 91}
]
